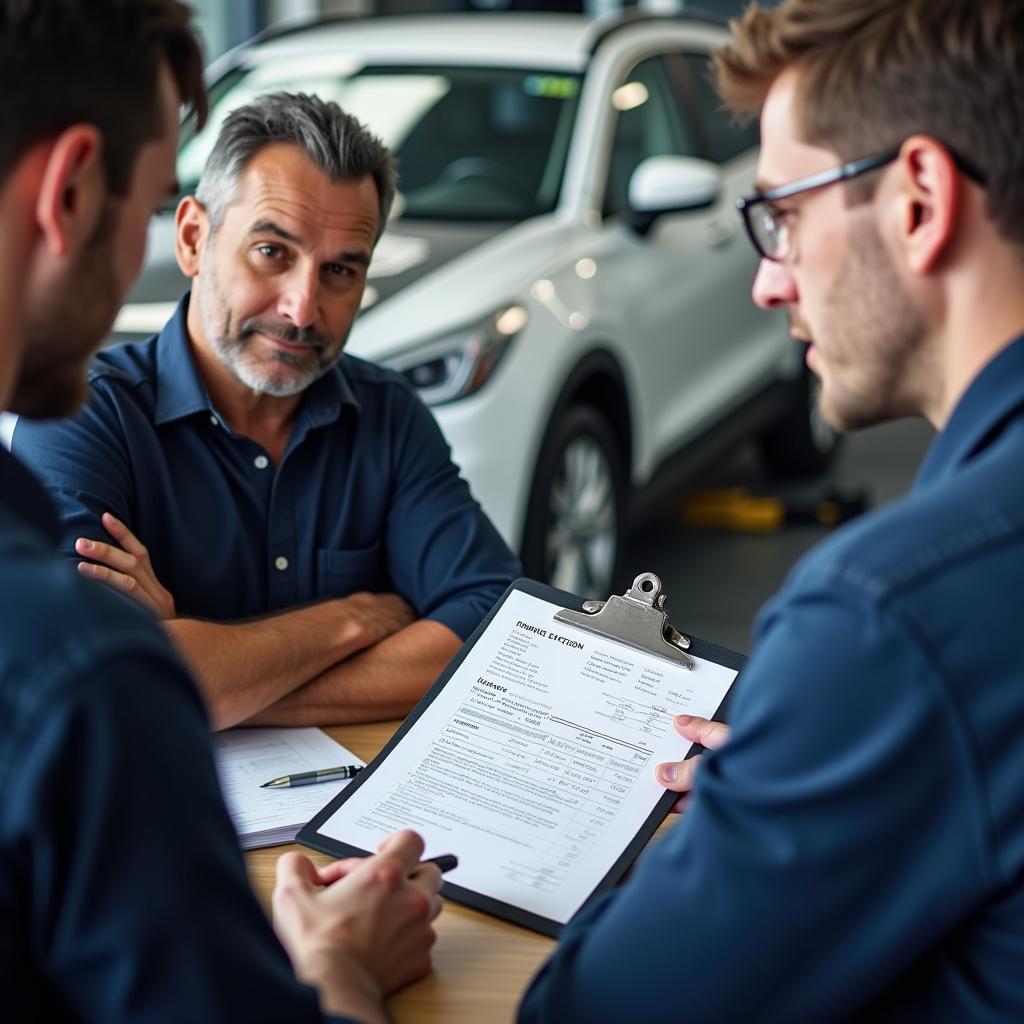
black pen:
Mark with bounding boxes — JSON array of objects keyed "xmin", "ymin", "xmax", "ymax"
[
  {"xmin": 421, "ymin": 853, "xmax": 458, "ymax": 873},
  {"xmin": 261, "ymin": 765, "xmax": 363, "ymax": 788}
]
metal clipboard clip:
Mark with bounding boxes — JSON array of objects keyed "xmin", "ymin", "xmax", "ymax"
[{"xmin": 553, "ymin": 571, "xmax": 694, "ymax": 670}]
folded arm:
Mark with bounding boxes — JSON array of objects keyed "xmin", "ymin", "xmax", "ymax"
[
  {"xmin": 75, "ymin": 514, "xmax": 453, "ymax": 729},
  {"xmin": 164, "ymin": 592, "xmax": 419, "ymax": 729},
  {"xmin": 245, "ymin": 618, "xmax": 462, "ymax": 727}
]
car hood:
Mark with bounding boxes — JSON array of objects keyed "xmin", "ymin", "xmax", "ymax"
[
  {"xmin": 347, "ymin": 213, "xmax": 570, "ymax": 362},
  {"xmin": 361, "ymin": 220, "xmax": 506, "ymax": 309}
]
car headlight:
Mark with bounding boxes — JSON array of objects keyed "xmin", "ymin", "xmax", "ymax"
[{"xmin": 383, "ymin": 303, "xmax": 527, "ymax": 407}]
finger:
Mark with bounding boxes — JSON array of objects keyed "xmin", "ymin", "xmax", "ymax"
[
  {"xmin": 101, "ymin": 512, "xmax": 150, "ymax": 558},
  {"xmin": 75, "ymin": 537, "xmax": 139, "ymax": 575},
  {"xmin": 382, "ymin": 593, "xmax": 415, "ymax": 619},
  {"xmin": 657, "ymin": 753, "xmax": 701, "ymax": 793},
  {"xmin": 673, "ymin": 714, "xmax": 730, "ymax": 750},
  {"xmin": 77, "ymin": 560, "xmax": 143, "ymax": 597},
  {"xmin": 77, "ymin": 560, "xmax": 168, "ymax": 617},
  {"xmin": 407, "ymin": 862, "xmax": 443, "ymax": 897},
  {"xmin": 315, "ymin": 857, "xmax": 367, "ymax": 885},
  {"xmin": 426, "ymin": 891, "xmax": 444, "ymax": 921},
  {"xmin": 375, "ymin": 829, "xmax": 426, "ymax": 872}
]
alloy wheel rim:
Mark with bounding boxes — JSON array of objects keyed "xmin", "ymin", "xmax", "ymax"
[{"xmin": 544, "ymin": 435, "xmax": 617, "ymax": 597}]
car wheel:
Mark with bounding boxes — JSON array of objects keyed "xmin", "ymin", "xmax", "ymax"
[
  {"xmin": 521, "ymin": 404, "xmax": 626, "ymax": 598},
  {"xmin": 758, "ymin": 364, "xmax": 843, "ymax": 479}
]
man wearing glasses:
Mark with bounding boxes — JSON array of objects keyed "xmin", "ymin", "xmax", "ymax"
[{"xmin": 519, "ymin": 0, "xmax": 1024, "ymax": 1020}]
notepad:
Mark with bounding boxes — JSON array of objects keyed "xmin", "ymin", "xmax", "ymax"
[{"xmin": 213, "ymin": 727, "xmax": 364, "ymax": 850}]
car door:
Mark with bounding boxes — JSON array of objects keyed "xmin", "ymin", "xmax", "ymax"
[{"xmin": 594, "ymin": 50, "xmax": 771, "ymax": 478}]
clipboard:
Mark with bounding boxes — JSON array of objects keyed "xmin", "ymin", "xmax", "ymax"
[{"xmin": 298, "ymin": 573, "xmax": 745, "ymax": 938}]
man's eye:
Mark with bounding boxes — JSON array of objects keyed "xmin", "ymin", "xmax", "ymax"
[
  {"xmin": 326, "ymin": 263, "xmax": 355, "ymax": 278},
  {"xmin": 256, "ymin": 244, "xmax": 283, "ymax": 259},
  {"xmin": 765, "ymin": 204, "xmax": 795, "ymax": 225}
]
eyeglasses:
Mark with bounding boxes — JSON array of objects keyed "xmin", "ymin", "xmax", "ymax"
[
  {"xmin": 737, "ymin": 149, "xmax": 899, "ymax": 262},
  {"xmin": 737, "ymin": 143, "xmax": 987, "ymax": 263}
]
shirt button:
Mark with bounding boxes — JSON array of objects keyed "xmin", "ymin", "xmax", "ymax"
[
  {"xmin": 209, "ymin": 415, "xmax": 218, "ymax": 427},
  {"xmin": 274, "ymin": 556, "xmax": 289, "ymax": 571},
  {"xmin": 254, "ymin": 455, "xmax": 269, "ymax": 469}
]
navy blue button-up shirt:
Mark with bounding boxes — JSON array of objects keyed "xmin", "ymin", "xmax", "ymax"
[
  {"xmin": 520, "ymin": 336, "xmax": 1024, "ymax": 1023},
  {"xmin": 12, "ymin": 295, "xmax": 519, "ymax": 633},
  {"xmin": 0, "ymin": 448, "xmax": 355, "ymax": 1023}
]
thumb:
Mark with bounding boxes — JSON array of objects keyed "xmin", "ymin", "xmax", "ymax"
[
  {"xmin": 376, "ymin": 828, "xmax": 426, "ymax": 872},
  {"xmin": 275, "ymin": 851, "xmax": 322, "ymax": 891},
  {"xmin": 673, "ymin": 715, "xmax": 730, "ymax": 750}
]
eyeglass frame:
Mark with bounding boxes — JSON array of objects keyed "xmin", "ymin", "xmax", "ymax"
[{"xmin": 736, "ymin": 143, "xmax": 986, "ymax": 263}]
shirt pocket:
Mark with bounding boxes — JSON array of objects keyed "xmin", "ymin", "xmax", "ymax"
[{"xmin": 316, "ymin": 542, "xmax": 385, "ymax": 599}]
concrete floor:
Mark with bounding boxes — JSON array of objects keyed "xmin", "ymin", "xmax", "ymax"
[{"xmin": 621, "ymin": 416, "xmax": 936, "ymax": 655}]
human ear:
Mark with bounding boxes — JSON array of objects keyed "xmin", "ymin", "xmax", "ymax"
[
  {"xmin": 34, "ymin": 125, "xmax": 105, "ymax": 260},
  {"xmin": 175, "ymin": 195, "xmax": 209, "ymax": 278},
  {"xmin": 895, "ymin": 134, "xmax": 961, "ymax": 276}
]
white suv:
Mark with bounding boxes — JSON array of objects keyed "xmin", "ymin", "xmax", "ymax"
[{"xmin": 113, "ymin": 11, "xmax": 838, "ymax": 597}]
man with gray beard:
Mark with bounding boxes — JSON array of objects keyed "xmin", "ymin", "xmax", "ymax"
[{"xmin": 13, "ymin": 91, "xmax": 520, "ymax": 731}]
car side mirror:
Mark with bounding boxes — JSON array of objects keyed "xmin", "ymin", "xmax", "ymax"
[{"xmin": 627, "ymin": 156, "xmax": 721, "ymax": 236}]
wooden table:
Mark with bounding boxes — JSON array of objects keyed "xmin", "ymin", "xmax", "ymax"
[{"xmin": 244, "ymin": 721, "xmax": 555, "ymax": 1024}]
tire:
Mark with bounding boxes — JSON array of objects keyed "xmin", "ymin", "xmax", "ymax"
[
  {"xmin": 758, "ymin": 364, "xmax": 843, "ymax": 480},
  {"xmin": 520, "ymin": 404, "xmax": 626, "ymax": 599}
]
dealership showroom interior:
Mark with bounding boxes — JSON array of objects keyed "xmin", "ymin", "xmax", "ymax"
[{"xmin": 5, "ymin": 1, "xmax": 1022, "ymax": 1022}]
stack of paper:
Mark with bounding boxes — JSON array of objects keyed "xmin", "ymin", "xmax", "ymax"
[{"xmin": 214, "ymin": 726, "xmax": 364, "ymax": 850}]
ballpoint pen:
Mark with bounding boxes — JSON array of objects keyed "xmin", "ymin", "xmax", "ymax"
[
  {"xmin": 420, "ymin": 853, "xmax": 458, "ymax": 873},
  {"xmin": 261, "ymin": 765, "xmax": 364, "ymax": 788}
]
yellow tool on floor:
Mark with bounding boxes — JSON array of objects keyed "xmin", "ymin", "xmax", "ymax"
[{"xmin": 680, "ymin": 485, "xmax": 869, "ymax": 532}]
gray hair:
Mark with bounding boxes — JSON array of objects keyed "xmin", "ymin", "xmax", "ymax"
[{"xmin": 195, "ymin": 91, "xmax": 395, "ymax": 240}]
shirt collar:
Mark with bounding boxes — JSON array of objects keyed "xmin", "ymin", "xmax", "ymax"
[
  {"xmin": 916, "ymin": 333, "xmax": 1024, "ymax": 488},
  {"xmin": 154, "ymin": 292, "xmax": 361, "ymax": 430},
  {"xmin": 298, "ymin": 354, "xmax": 361, "ymax": 436},
  {"xmin": 154, "ymin": 294, "xmax": 216, "ymax": 426}
]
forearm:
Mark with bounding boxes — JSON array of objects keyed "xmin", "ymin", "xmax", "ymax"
[
  {"xmin": 164, "ymin": 601, "xmax": 378, "ymax": 730},
  {"xmin": 247, "ymin": 619, "xmax": 461, "ymax": 726}
]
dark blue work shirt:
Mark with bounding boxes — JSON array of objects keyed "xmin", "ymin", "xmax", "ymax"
[
  {"xmin": 520, "ymin": 335, "xmax": 1024, "ymax": 1023},
  {"xmin": 0, "ymin": 447, "xmax": 355, "ymax": 1023},
  {"xmin": 12, "ymin": 295, "xmax": 518, "ymax": 631}
]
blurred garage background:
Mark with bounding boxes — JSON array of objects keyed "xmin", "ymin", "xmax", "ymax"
[{"xmin": 191, "ymin": 1, "xmax": 754, "ymax": 62}]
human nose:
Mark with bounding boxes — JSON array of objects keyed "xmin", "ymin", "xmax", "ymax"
[
  {"xmin": 751, "ymin": 257, "xmax": 798, "ymax": 310},
  {"xmin": 276, "ymin": 265, "xmax": 320, "ymax": 328}
]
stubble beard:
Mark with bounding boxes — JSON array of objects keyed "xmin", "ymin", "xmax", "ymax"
[
  {"xmin": 816, "ymin": 217, "xmax": 928, "ymax": 432},
  {"xmin": 195, "ymin": 256, "xmax": 343, "ymax": 398}
]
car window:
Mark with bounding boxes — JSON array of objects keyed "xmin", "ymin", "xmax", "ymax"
[
  {"xmin": 176, "ymin": 56, "xmax": 582, "ymax": 223},
  {"xmin": 391, "ymin": 67, "xmax": 580, "ymax": 220},
  {"xmin": 676, "ymin": 52, "xmax": 759, "ymax": 164},
  {"xmin": 603, "ymin": 55, "xmax": 701, "ymax": 216}
]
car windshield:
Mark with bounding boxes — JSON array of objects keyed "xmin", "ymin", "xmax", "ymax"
[{"xmin": 177, "ymin": 55, "xmax": 582, "ymax": 222}]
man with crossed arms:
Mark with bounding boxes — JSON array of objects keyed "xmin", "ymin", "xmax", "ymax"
[{"xmin": 13, "ymin": 91, "xmax": 519, "ymax": 729}]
